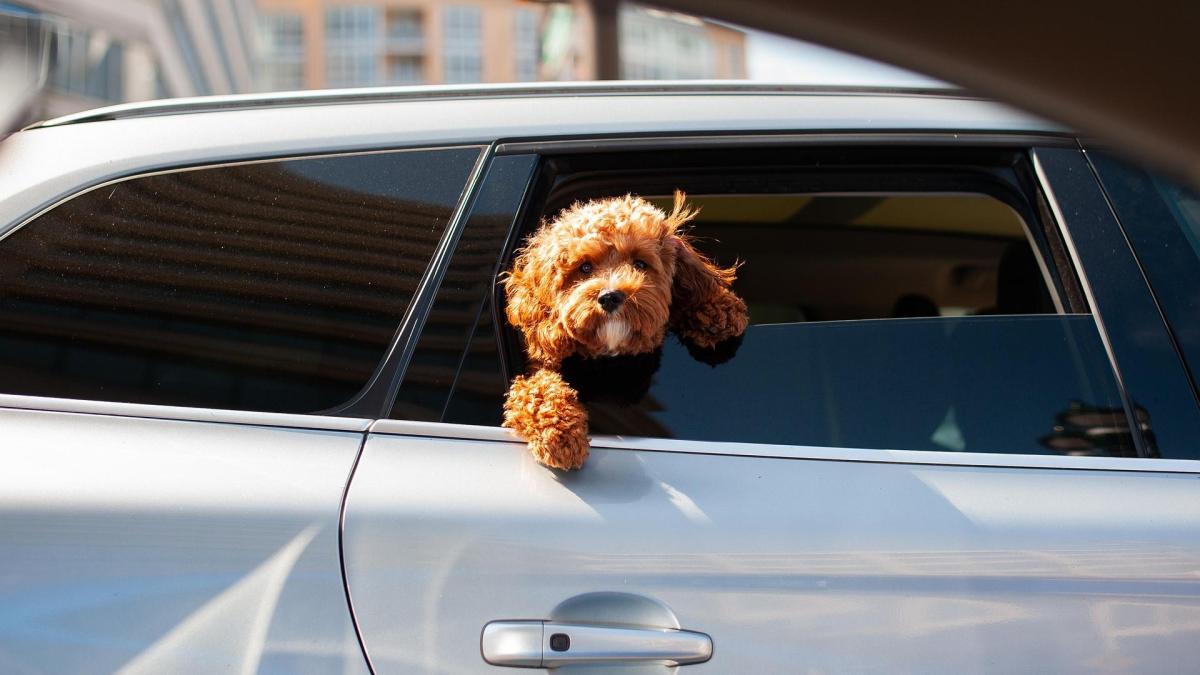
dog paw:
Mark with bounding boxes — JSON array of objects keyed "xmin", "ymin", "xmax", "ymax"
[
  {"xmin": 528, "ymin": 424, "xmax": 590, "ymax": 470},
  {"xmin": 674, "ymin": 290, "xmax": 748, "ymax": 349},
  {"xmin": 682, "ymin": 331, "xmax": 744, "ymax": 366},
  {"xmin": 503, "ymin": 369, "xmax": 591, "ymax": 470}
]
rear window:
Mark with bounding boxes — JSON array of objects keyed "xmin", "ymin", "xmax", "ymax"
[{"xmin": 0, "ymin": 147, "xmax": 480, "ymax": 413}]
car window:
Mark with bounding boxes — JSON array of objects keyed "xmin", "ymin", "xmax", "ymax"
[
  {"xmin": 0, "ymin": 147, "xmax": 481, "ymax": 414},
  {"xmin": 432, "ymin": 149, "xmax": 1142, "ymax": 458},
  {"xmin": 1088, "ymin": 152, "xmax": 1200, "ymax": 404}
]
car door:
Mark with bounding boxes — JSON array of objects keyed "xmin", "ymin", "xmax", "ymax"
[
  {"xmin": 0, "ymin": 144, "xmax": 483, "ymax": 674},
  {"xmin": 342, "ymin": 141, "xmax": 1200, "ymax": 673}
]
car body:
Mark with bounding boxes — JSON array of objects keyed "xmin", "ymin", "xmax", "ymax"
[{"xmin": 0, "ymin": 83, "xmax": 1198, "ymax": 674}]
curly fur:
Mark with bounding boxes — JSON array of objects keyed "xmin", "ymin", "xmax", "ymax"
[{"xmin": 502, "ymin": 190, "xmax": 748, "ymax": 470}]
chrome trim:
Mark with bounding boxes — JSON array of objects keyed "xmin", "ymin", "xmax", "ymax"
[
  {"xmin": 480, "ymin": 620, "xmax": 711, "ymax": 668},
  {"xmin": 495, "ymin": 131, "xmax": 1074, "ymax": 155},
  {"xmin": 1030, "ymin": 148, "xmax": 1149, "ymax": 457},
  {"xmin": 481, "ymin": 621, "xmax": 543, "ymax": 668},
  {"xmin": 33, "ymin": 82, "xmax": 969, "ymax": 128},
  {"xmin": 0, "ymin": 393, "xmax": 372, "ymax": 431},
  {"xmin": 367, "ymin": 419, "xmax": 1200, "ymax": 474},
  {"xmin": 539, "ymin": 622, "xmax": 712, "ymax": 668}
]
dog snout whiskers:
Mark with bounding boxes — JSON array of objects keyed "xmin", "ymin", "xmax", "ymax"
[{"xmin": 597, "ymin": 290, "xmax": 626, "ymax": 313}]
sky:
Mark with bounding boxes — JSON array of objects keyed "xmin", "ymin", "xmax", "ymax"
[{"xmin": 744, "ymin": 29, "xmax": 947, "ymax": 87}]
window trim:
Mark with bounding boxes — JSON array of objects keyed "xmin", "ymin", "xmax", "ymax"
[
  {"xmin": 492, "ymin": 142, "xmax": 1086, "ymax": 386},
  {"xmin": 0, "ymin": 392, "xmax": 371, "ymax": 432},
  {"xmin": 433, "ymin": 133, "xmax": 1180, "ymax": 464},
  {"xmin": 368, "ymin": 418, "xmax": 1200, "ymax": 474},
  {"xmin": 493, "ymin": 131, "xmax": 1077, "ymax": 156},
  {"xmin": 339, "ymin": 142, "xmax": 494, "ymax": 417},
  {"xmin": 1032, "ymin": 147, "xmax": 1200, "ymax": 459},
  {"xmin": 0, "ymin": 144, "xmax": 489, "ymax": 421},
  {"xmin": 1032, "ymin": 148, "xmax": 1148, "ymax": 456}
]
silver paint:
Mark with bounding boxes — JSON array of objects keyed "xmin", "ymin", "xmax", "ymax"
[
  {"xmin": 344, "ymin": 429, "xmax": 1200, "ymax": 673},
  {"xmin": 0, "ymin": 393, "xmax": 371, "ymax": 432},
  {"xmin": 367, "ymin": 419, "xmax": 1200, "ymax": 474},
  {"xmin": 0, "ymin": 407, "xmax": 369, "ymax": 674},
  {"xmin": 0, "ymin": 91, "xmax": 1055, "ymax": 234}
]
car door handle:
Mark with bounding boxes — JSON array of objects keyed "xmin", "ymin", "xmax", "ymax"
[{"xmin": 481, "ymin": 620, "xmax": 712, "ymax": 668}]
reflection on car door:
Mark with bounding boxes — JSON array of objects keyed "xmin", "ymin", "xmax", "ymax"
[
  {"xmin": 344, "ymin": 422, "xmax": 1200, "ymax": 673},
  {"xmin": 341, "ymin": 147, "xmax": 1200, "ymax": 673},
  {"xmin": 0, "ymin": 405, "xmax": 368, "ymax": 674}
]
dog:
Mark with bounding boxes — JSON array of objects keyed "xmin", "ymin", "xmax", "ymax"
[{"xmin": 502, "ymin": 190, "xmax": 749, "ymax": 469}]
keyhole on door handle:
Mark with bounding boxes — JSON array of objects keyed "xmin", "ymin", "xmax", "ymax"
[{"xmin": 549, "ymin": 633, "xmax": 570, "ymax": 652}]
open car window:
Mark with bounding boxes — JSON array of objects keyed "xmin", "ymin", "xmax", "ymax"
[{"xmin": 423, "ymin": 147, "xmax": 1145, "ymax": 458}]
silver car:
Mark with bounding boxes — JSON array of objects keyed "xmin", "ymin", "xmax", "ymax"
[{"xmin": 1, "ymin": 83, "xmax": 1198, "ymax": 674}]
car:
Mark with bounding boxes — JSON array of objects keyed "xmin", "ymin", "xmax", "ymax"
[{"xmin": 0, "ymin": 82, "xmax": 1198, "ymax": 674}]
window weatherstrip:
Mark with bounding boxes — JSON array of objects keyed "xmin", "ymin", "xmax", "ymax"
[
  {"xmin": 1030, "ymin": 148, "xmax": 1149, "ymax": 457},
  {"xmin": 0, "ymin": 393, "xmax": 371, "ymax": 432},
  {"xmin": 367, "ymin": 419, "xmax": 1200, "ymax": 474},
  {"xmin": 494, "ymin": 132, "xmax": 1077, "ymax": 156}
]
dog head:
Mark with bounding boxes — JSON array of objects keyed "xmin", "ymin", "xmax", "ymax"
[{"xmin": 505, "ymin": 190, "xmax": 738, "ymax": 365}]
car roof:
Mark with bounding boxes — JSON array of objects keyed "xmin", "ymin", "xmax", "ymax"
[
  {"xmin": 31, "ymin": 81, "xmax": 979, "ymax": 128},
  {"xmin": 0, "ymin": 82, "xmax": 1063, "ymax": 235},
  {"xmin": 25, "ymin": 81, "xmax": 1041, "ymax": 129}
]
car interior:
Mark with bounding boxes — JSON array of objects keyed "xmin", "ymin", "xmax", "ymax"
[
  {"xmin": 525, "ymin": 146, "xmax": 1073, "ymax": 331},
  {"xmin": 435, "ymin": 145, "xmax": 1137, "ymax": 457}
]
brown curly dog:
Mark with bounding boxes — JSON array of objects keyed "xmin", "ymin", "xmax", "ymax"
[{"xmin": 502, "ymin": 190, "xmax": 748, "ymax": 469}]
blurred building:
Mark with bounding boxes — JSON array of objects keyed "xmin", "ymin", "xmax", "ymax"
[
  {"xmin": 2, "ymin": 0, "xmax": 747, "ymax": 120},
  {"xmin": 252, "ymin": 0, "xmax": 746, "ymax": 91},
  {"xmin": 619, "ymin": 5, "xmax": 744, "ymax": 80},
  {"xmin": 3, "ymin": 0, "xmax": 258, "ymax": 119}
]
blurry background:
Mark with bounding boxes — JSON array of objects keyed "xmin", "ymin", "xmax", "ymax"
[{"xmin": 0, "ymin": 0, "xmax": 936, "ymax": 124}]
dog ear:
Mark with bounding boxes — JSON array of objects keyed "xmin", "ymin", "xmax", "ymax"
[
  {"xmin": 666, "ymin": 190, "xmax": 749, "ymax": 349},
  {"xmin": 504, "ymin": 231, "xmax": 574, "ymax": 367}
]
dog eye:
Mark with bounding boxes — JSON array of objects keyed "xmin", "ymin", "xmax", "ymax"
[
  {"xmin": 579, "ymin": 261, "xmax": 593, "ymax": 275},
  {"xmin": 633, "ymin": 259, "xmax": 648, "ymax": 271}
]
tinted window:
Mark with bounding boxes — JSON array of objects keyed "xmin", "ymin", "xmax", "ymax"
[
  {"xmin": 1090, "ymin": 153, "xmax": 1200, "ymax": 402},
  {"xmin": 391, "ymin": 155, "xmax": 535, "ymax": 422},
  {"xmin": 0, "ymin": 147, "xmax": 480, "ymax": 413},
  {"xmin": 445, "ymin": 173, "xmax": 1138, "ymax": 457},
  {"xmin": 644, "ymin": 193, "xmax": 1059, "ymax": 322},
  {"xmin": 565, "ymin": 190, "xmax": 1131, "ymax": 456},
  {"xmin": 576, "ymin": 316, "xmax": 1134, "ymax": 456}
]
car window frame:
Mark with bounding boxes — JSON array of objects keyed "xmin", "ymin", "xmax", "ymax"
[
  {"xmin": 408, "ymin": 133, "xmax": 1200, "ymax": 469},
  {"xmin": 1032, "ymin": 146, "xmax": 1200, "ymax": 459},
  {"xmin": 1083, "ymin": 149, "xmax": 1200, "ymax": 408},
  {"xmin": 0, "ymin": 143, "xmax": 490, "ymax": 427}
]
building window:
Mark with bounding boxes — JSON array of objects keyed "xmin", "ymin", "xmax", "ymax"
[
  {"xmin": 514, "ymin": 8, "xmax": 539, "ymax": 82},
  {"xmin": 619, "ymin": 5, "xmax": 721, "ymax": 80},
  {"xmin": 443, "ymin": 5, "xmax": 481, "ymax": 84},
  {"xmin": 48, "ymin": 26, "xmax": 125, "ymax": 103},
  {"xmin": 326, "ymin": 5, "xmax": 379, "ymax": 87},
  {"xmin": 257, "ymin": 13, "xmax": 304, "ymax": 91},
  {"xmin": 388, "ymin": 56, "xmax": 423, "ymax": 85}
]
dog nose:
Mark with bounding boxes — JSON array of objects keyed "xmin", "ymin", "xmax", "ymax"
[{"xmin": 597, "ymin": 290, "xmax": 626, "ymax": 313}]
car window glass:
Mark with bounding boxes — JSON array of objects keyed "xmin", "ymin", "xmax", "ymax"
[
  {"xmin": 1090, "ymin": 152, "xmax": 1200, "ymax": 404},
  {"xmin": 391, "ymin": 155, "xmax": 535, "ymax": 422},
  {"xmin": 0, "ymin": 147, "xmax": 480, "ymax": 413}
]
